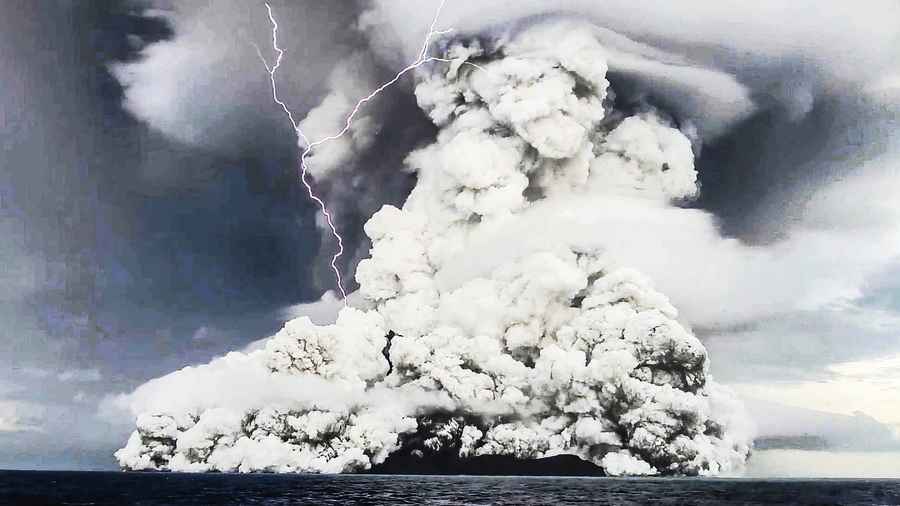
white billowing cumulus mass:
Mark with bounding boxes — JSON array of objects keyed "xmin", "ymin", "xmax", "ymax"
[{"xmin": 114, "ymin": 21, "xmax": 752, "ymax": 476}]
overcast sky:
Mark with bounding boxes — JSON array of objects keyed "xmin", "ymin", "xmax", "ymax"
[{"xmin": 2, "ymin": 0, "xmax": 900, "ymax": 471}]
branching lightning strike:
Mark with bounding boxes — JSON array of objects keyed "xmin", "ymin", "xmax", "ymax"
[{"xmin": 258, "ymin": 0, "xmax": 452, "ymax": 301}]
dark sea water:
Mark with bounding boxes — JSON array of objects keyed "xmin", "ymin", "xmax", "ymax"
[{"xmin": 1, "ymin": 471, "xmax": 899, "ymax": 505}]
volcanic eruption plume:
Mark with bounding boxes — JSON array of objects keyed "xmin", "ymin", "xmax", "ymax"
[{"xmin": 111, "ymin": 6, "xmax": 755, "ymax": 476}]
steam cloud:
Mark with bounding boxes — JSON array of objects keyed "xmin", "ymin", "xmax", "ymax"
[{"xmin": 112, "ymin": 19, "xmax": 755, "ymax": 476}]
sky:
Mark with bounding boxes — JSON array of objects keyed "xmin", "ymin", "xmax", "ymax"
[{"xmin": 1, "ymin": 0, "xmax": 900, "ymax": 473}]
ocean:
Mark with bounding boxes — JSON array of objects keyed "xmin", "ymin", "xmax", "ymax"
[{"xmin": 1, "ymin": 471, "xmax": 899, "ymax": 505}]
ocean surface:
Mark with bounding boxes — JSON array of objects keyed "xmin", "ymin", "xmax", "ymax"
[{"xmin": 1, "ymin": 471, "xmax": 899, "ymax": 505}]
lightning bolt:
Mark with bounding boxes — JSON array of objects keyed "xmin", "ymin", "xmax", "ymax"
[{"xmin": 257, "ymin": 0, "xmax": 453, "ymax": 301}]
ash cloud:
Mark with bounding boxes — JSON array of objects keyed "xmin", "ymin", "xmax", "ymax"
[
  {"xmin": 112, "ymin": 21, "xmax": 755, "ymax": 476},
  {"xmin": 107, "ymin": 0, "xmax": 900, "ymax": 474}
]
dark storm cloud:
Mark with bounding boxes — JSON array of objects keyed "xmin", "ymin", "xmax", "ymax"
[
  {"xmin": 694, "ymin": 84, "xmax": 900, "ymax": 242},
  {"xmin": 110, "ymin": 0, "xmax": 440, "ymax": 294},
  {"xmin": 0, "ymin": 0, "xmax": 332, "ymax": 360},
  {"xmin": 0, "ymin": 0, "xmax": 346, "ymax": 468}
]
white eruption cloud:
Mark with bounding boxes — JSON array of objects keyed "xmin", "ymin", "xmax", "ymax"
[
  {"xmin": 111, "ymin": 19, "xmax": 758, "ymax": 477},
  {"xmin": 105, "ymin": 0, "xmax": 900, "ymax": 476}
]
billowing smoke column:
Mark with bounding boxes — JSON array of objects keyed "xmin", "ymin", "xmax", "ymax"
[{"xmin": 114, "ymin": 20, "xmax": 751, "ymax": 476}]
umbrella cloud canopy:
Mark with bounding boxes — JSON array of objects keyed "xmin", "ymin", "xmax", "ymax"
[{"xmin": 113, "ymin": 22, "xmax": 752, "ymax": 476}]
